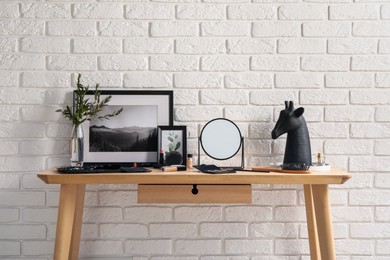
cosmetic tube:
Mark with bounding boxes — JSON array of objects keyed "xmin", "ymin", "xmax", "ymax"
[{"xmin": 161, "ymin": 165, "xmax": 187, "ymax": 172}]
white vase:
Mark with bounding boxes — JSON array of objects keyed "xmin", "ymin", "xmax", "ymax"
[{"xmin": 70, "ymin": 124, "xmax": 84, "ymax": 167}]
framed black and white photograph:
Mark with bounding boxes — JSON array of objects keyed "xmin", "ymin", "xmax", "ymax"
[
  {"xmin": 79, "ymin": 90, "xmax": 173, "ymax": 165},
  {"xmin": 158, "ymin": 126, "xmax": 187, "ymax": 166}
]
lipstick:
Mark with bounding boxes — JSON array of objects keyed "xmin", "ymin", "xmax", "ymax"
[{"xmin": 159, "ymin": 149, "xmax": 164, "ymax": 166}]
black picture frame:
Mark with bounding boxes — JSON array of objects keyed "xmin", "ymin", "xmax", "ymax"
[
  {"xmin": 158, "ymin": 126, "xmax": 187, "ymax": 166},
  {"xmin": 77, "ymin": 90, "xmax": 173, "ymax": 166}
]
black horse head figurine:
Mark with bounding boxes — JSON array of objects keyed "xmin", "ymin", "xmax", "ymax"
[{"xmin": 272, "ymin": 101, "xmax": 312, "ymax": 169}]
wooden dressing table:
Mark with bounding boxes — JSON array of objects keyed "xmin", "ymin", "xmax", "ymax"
[{"xmin": 37, "ymin": 167, "xmax": 351, "ymax": 260}]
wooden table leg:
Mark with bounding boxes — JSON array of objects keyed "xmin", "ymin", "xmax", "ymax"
[
  {"xmin": 312, "ymin": 184, "xmax": 336, "ymax": 260},
  {"xmin": 54, "ymin": 184, "xmax": 86, "ymax": 260},
  {"xmin": 304, "ymin": 184, "xmax": 321, "ymax": 260}
]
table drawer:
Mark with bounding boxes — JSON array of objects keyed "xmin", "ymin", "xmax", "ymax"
[{"xmin": 137, "ymin": 184, "xmax": 251, "ymax": 204}]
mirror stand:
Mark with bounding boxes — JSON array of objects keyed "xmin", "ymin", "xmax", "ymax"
[{"xmin": 197, "ymin": 137, "xmax": 245, "ymax": 170}]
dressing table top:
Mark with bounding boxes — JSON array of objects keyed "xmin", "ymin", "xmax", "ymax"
[{"xmin": 38, "ymin": 167, "xmax": 351, "ymax": 185}]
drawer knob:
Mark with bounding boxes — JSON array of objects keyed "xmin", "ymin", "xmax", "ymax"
[{"xmin": 191, "ymin": 185, "xmax": 198, "ymax": 195}]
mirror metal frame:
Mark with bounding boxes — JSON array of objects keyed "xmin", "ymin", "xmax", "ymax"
[{"xmin": 198, "ymin": 118, "xmax": 245, "ymax": 169}]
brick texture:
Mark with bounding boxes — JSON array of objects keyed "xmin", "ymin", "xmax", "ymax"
[{"xmin": 0, "ymin": 1, "xmax": 388, "ymax": 259}]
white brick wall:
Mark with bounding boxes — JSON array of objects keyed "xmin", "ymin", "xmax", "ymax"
[{"xmin": 0, "ymin": 1, "xmax": 389, "ymax": 259}]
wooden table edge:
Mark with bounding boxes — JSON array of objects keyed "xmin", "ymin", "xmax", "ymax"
[{"xmin": 37, "ymin": 167, "xmax": 352, "ymax": 185}]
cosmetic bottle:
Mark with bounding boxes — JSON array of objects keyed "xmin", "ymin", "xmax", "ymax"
[{"xmin": 186, "ymin": 154, "xmax": 193, "ymax": 169}]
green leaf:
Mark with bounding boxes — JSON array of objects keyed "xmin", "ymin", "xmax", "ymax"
[
  {"xmin": 55, "ymin": 74, "xmax": 122, "ymax": 125},
  {"xmin": 167, "ymin": 137, "xmax": 173, "ymax": 142},
  {"xmin": 175, "ymin": 142, "xmax": 181, "ymax": 151},
  {"xmin": 169, "ymin": 143, "xmax": 173, "ymax": 152}
]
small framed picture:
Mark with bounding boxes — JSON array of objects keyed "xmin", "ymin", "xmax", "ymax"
[{"xmin": 158, "ymin": 126, "xmax": 187, "ymax": 166}]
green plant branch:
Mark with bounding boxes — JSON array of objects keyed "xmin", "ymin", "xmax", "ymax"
[{"xmin": 56, "ymin": 74, "xmax": 122, "ymax": 126}]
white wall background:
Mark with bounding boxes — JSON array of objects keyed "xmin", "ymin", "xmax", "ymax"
[{"xmin": 0, "ymin": 0, "xmax": 389, "ymax": 259}]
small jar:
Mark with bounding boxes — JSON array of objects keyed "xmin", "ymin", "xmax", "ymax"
[{"xmin": 186, "ymin": 154, "xmax": 193, "ymax": 169}]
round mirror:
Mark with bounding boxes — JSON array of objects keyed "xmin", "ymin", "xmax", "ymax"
[{"xmin": 200, "ymin": 118, "xmax": 242, "ymax": 160}]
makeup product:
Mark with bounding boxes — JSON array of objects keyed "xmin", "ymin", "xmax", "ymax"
[
  {"xmin": 159, "ymin": 149, "xmax": 164, "ymax": 166},
  {"xmin": 186, "ymin": 154, "xmax": 193, "ymax": 169},
  {"xmin": 316, "ymin": 152, "xmax": 326, "ymax": 165},
  {"xmin": 161, "ymin": 165, "xmax": 187, "ymax": 172},
  {"xmin": 195, "ymin": 164, "xmax": 236, "ymax": 174},
  {"xmin": 317, "ymin": 152, "xmax": 322, "ymax": 165},
  {"xmin": 311, "ymin": 153, "xmax": 331, "ymax": 172},
  {"xmin": 311, "ymin": 152, "xmax": 331, "ymax": 171}
]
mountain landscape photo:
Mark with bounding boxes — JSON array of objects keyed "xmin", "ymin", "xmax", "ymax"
[{"xmin": 89, "ymin": 125, "xmax": 158, "ymax": 152}]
